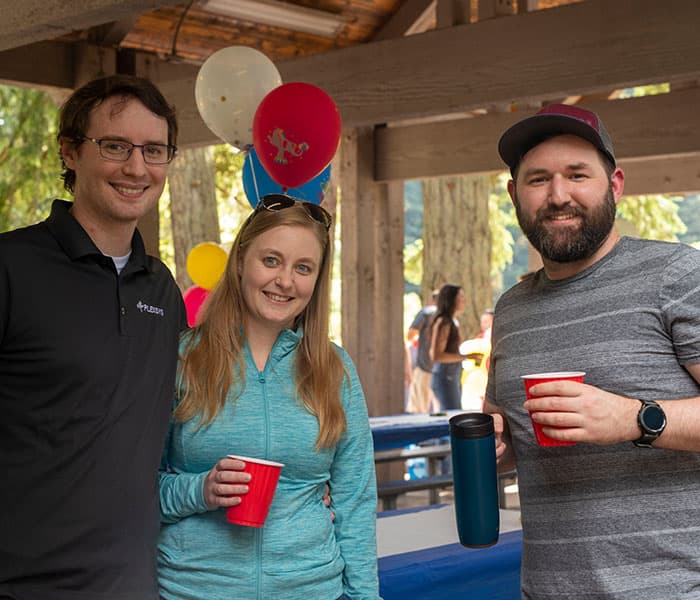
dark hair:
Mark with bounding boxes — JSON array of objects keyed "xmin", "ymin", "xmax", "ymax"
[
  {"xmin": 57, "ymin": 75, "xmax": 178, "ymax": 193},
  {"xmin": 434, "ymin": 284, "xmax": 462, "ymax": 321}
]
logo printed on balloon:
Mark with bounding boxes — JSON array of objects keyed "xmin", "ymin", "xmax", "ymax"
[{"xmin": 268, "ymin": 128, "xmax": 309, "ymax": 164}]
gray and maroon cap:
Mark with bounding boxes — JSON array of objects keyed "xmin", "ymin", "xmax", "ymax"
[{"xmin": 498, "ymin": 103, "xmax": 616, "ymax": 172}]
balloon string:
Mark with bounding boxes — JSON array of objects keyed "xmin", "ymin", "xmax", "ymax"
[{"xmin": 249, "ymin": 150, "xmax": 261, "ymax": 205}]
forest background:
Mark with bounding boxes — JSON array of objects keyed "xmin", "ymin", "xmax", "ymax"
[{"xmin": 2, "ymin": 83, "xmax": 700, "ymax": 343}]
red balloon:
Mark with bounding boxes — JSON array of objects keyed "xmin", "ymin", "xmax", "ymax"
[
  {"xmin": 253, "ymin": 82, "xmax": 342, "ymax": 189},
  {"xmin": 183, "ymin": 285, "xmax": 209, "ymax": 327}
]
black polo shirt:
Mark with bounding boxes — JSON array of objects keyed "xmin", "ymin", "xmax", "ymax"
[{"xmin": 0, "ymin": 200, "xmax": 186, "ymax": 600}]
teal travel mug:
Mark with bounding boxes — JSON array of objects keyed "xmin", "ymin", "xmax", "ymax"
[{"xmin": 449, "ymin": 413, "xmax": 500, "ymax": 548}]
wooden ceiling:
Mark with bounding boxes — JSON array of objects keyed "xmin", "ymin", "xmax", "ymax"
[
  {"xmin": 127, "ymin": 0, "xmax": 582, "ymax": 63},
  {"xmin": 58, "ymin": 1, "xmax": 580, "ymax": 66},
  {"xmin": 121, "ymin": 1, "xmax": 400, "ymax": 64},
  {"xmin": 2, "ymin": 0, "xmax": 700, "ymax": 194}
]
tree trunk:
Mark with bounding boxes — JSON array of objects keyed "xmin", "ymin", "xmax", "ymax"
[
  {"xmin": 168, "ymin": 146, "xmax": 221, "ymax": 291},
  {"xmin": 422, "ymin": 174, "xmax": 492, "ymax": 338}
]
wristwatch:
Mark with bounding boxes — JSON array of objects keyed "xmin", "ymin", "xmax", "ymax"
[{"xmin": 633, "ymin": 399, "xmax": 667, "ymax": 448}]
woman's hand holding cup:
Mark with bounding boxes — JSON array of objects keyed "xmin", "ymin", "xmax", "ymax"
[{"xmin": 203, "ymin": 456, "xmax": 251, "ymax": 510}]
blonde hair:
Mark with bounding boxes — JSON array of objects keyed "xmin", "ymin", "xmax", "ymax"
[{"xmin": 175, "ymin": 204, "xmax": 347, "ymax": 448}]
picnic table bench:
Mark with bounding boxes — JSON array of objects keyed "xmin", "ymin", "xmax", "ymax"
[{"xmin": 375, "ymin": 443, "xmax": 516, "ymax": 511}]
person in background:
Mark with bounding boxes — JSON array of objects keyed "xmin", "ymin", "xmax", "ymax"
[
  {"xmin": 460, "ymin": 307, "xmax": 495, "ymax": 411},
  {"xmin": 403, "ymin": 342, "xmax": 414, "ymax": 408},
  {"xmin": 0, "ymin": 75, "xmax": 186, "ymax": 600},
  {"xmin": 429, "ymin": 284, "xmax": 468, "ymax": 411},
  {"xmin": 158, "ymin": 195, "xmax": 381, "ymax": 600},
  {"xmin": 405, "ymin": 288, "xmax": 439, "ymax": 413},
  {"xmin": 477, "ymin": 308, "xmax": 494, "ymax": 341},
  {"xmin": 486, "ymin": 102, "xmax": 700, "ymax": 598}
]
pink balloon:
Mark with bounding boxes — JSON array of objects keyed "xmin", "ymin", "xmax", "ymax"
[
  {"xmin": 183, "ymin": 285, "xmax": 209, "ymax": 327},
  {"xmin": 252, "ymin": 82, "xmax": 342, "ymax": 189}
]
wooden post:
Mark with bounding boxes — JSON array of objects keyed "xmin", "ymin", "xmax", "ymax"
[{"xmin": 339, "ymin": 127, "xmax": 405, "ymax": 419}]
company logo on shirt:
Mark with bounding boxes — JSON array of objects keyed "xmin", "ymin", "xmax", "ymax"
[{"xmin": 136, "ymin": 300, "xmax": 165, "ymax": 317}]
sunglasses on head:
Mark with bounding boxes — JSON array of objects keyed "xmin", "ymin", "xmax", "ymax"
[{"xmin": 255, "ymin": 194, "xmax": 332, "ymax": 231}]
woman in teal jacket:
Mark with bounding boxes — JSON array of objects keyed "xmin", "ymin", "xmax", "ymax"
[{"xmin": 158, "ymin": 196, "xmax": 381, "ymax": 600}]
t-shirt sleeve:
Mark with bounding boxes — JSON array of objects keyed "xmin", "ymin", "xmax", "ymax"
[
  {"xmin": 660, "ymin": 246, "xmax": 700, "ymax": 366},
  {"xmin": 409, "ymin": 309, "xmax": 425, "ymax": 331}
]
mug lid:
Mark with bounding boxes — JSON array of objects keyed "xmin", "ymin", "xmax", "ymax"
[{"xmin": 449, "ymin": 412, "xmax": 494, "ymax": 439}]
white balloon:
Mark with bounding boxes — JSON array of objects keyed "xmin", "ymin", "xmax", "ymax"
[{"xmin": 195, "ymin": 46, "xmax": 282, "ymax": 149}]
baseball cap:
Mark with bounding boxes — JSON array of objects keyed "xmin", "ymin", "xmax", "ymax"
[{"xmin": 498, "ymin": 103, "xmax": 616, "ymax": 172}]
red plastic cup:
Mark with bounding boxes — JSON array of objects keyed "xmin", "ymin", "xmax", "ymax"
[
  {"xmin": 521, "ymin": 372, "xmax": 585, "ymax": 447},
  {"xmin": 225, "ymin": 455, "xmax": 284, "ymax": 527}
]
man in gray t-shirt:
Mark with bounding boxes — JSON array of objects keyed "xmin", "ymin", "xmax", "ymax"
[{"xmin": 486, "ymin": 103, "xmax": 700, "ymax": 598}]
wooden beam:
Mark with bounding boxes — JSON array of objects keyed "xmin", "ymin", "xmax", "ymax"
[
  {"xmin": 620, "ymin": 156, "xmax": 700, "ymax": 195},
  {"xmin": 4, "ymin": 0, "xmax": 700, "ymax": 190},
  {"xmin": 187, "ymin": 0, "xmax": 700, "ymax": 134},
  {"xmin": 518, "ymin": 0, "xmax": 538, "ymax": 14},
  {"xmin": 376, "ymin": 180, "xmax": 407, "ymax": 415},
  {"xmin": 478, "ymin": 0, "xmax": 516, "ymax": 20},
  {"xmin": 92, "ymin": 17, "xmax": 143, "ymax": 47},
  {"xmin": 435, "ymin": 0, "xmax": 469, "ymax": 27},
  {"xmin": 372, "ymin": 0, "xmax": 435, "ymax": 40},
  {"xmin": 0, "ymin": 41, "xmax": 121, "ymax": 91},
  {"xmin": 0, "ymin": 42, "xmax": 75, "ymax": 90},
  {"xmin": 275, "ymin": 0, "xmax": 700, "ymax": 126},
  {"xmin": 340, "ymin": 128, "xmax": 405, "ymax": 418},
  {"xmin": 375, "ymin": 88, "xmax": 700, "ymax": 181},
  {"xmin": 0, "ymin": 0, "xmax": 182, "ymax": 52},
  {"xmin": 4, "ymin": 0, "xmax": 700, "ymax": 136},
  {"xmin": 3, "ymin": 44, "xmax": 698, "ymax": 194}
]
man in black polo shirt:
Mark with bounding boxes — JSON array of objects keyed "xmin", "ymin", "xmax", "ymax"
[{"xmin": 0, "ymin": 76, "xmax": 187, "ymax": 600}]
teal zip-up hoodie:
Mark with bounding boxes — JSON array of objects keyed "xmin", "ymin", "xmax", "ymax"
[{"xmin": 158, "ymin": 329, "xmax": 381, "ymax": 599}]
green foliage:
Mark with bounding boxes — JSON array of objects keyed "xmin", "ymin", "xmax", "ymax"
[
  {"xmin": 404, "ymin": 180, "xmax": 423, "ymax": 245},
  {"xmin": 213, "ymin": 145, "xmax": 251, "ymax": 243},
  {"xmin": 617, "ymin": 194, "xmax": 686, "ymax": 241},
  {"xmin": 616, "ymin": 83, "xmax": 670, "ymax": 99},
  {"xmin": 158, "ymin": 144, "xmax": 249, "ymax": 273},
  {"xmin": 488, "ymin": 173, "xmax": 517, "ymax": 275},
  {"xmin": 158, "ymin": 184, "xmax": 175, "ymax": 272},
  {"xmin": 0, "ymin": 85, "xmax": 64, "ymax": 232},
  {"xmin": 677, "ymin": 194, "xmax": 700, "ymax": 245},
  {"xmin": 403, "ymin": 180, "xmax": 423, "ymax": 295},
  {"xmin": 403, "ymin": 238, "xmax": 423, "ymax": 287}
]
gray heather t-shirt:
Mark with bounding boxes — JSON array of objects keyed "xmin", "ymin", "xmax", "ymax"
[
  {"xmin": 410, "ymin": 305, "xmax": 436, "ymax": 373},
  {"xmin": 487, "ymin": 237, "xmax": 700, "ymax": 599}
]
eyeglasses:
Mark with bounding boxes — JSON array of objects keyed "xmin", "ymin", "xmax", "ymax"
[
  {"xmin": 255, "ymin": 194, "xmax": 332, "ymax": 231},
  {"xmin": 80, "ymin": 137, "xmax": 177, "ymax": 165}
]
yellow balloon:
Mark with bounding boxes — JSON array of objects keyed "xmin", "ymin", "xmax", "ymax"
[{"xmin": 186, "ymin": 242, "xmax": 227, "ymax": 290}]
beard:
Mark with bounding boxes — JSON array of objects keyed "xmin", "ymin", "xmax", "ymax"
[{"xmin": 514, "ymin": 184, "xmax": 616, "ymax": 263}]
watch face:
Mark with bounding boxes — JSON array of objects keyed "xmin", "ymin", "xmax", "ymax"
[{"xmin": 641, "ymin": 405, "xmax": 666, "ymax": 433}]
